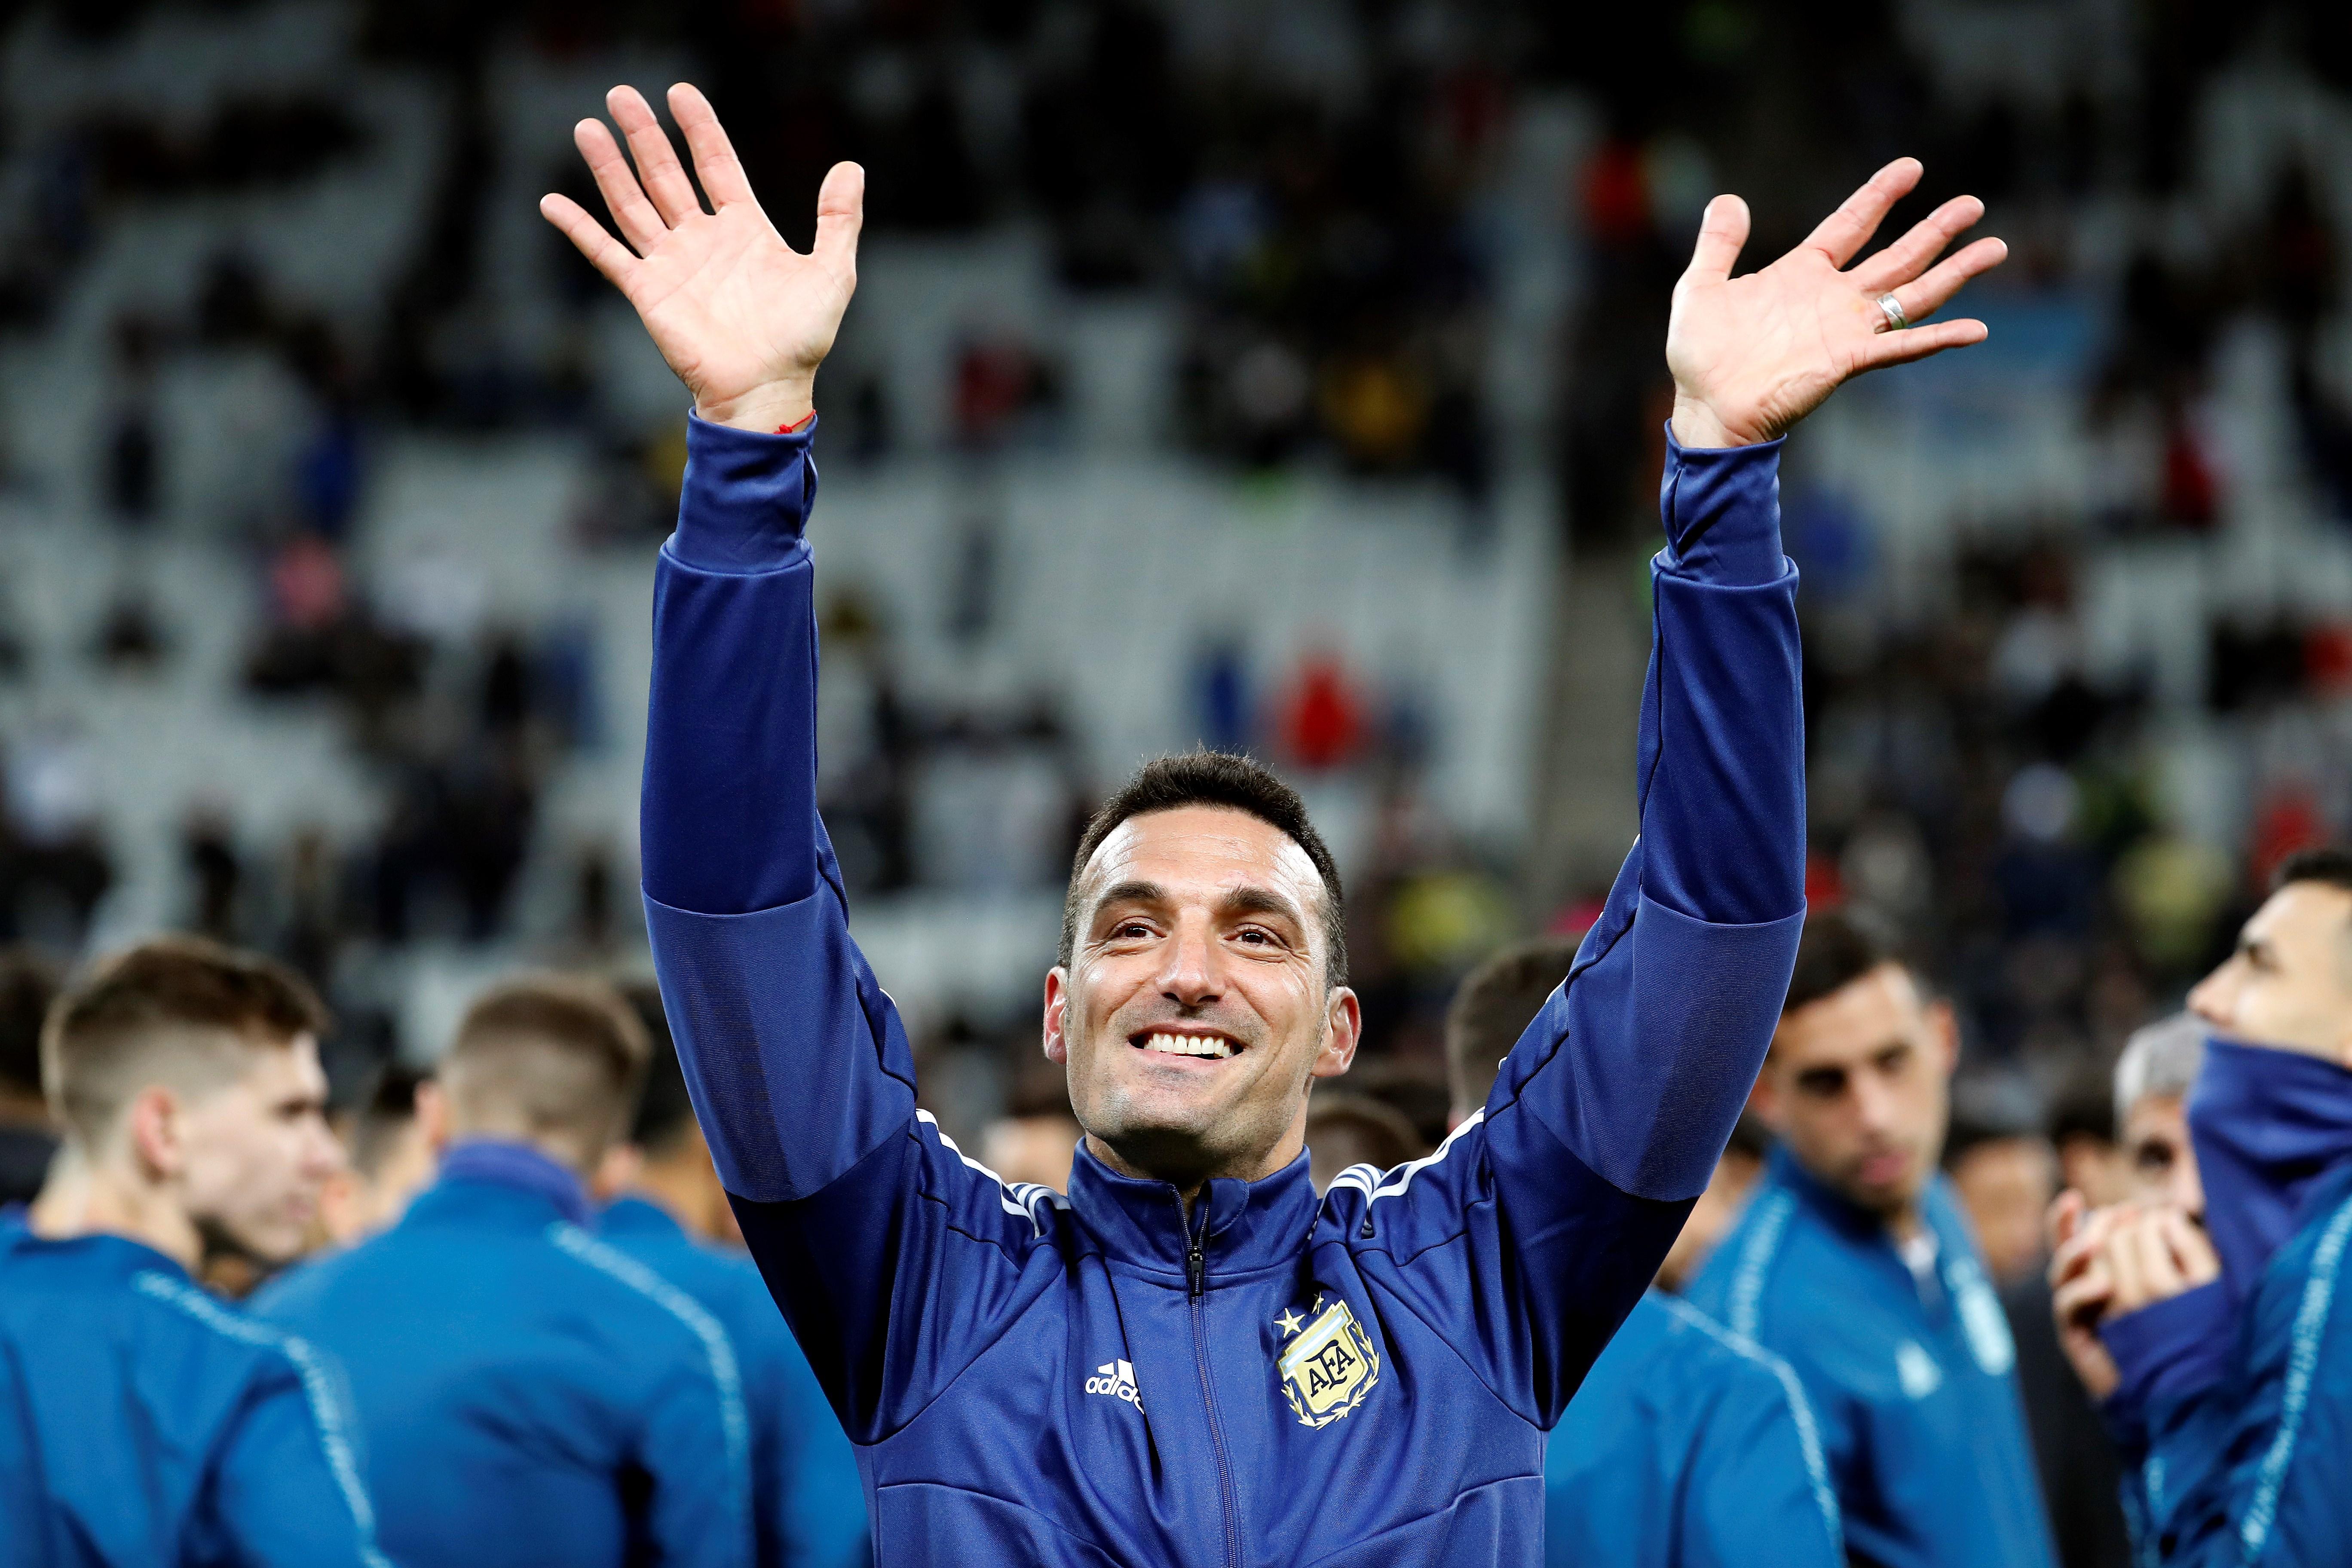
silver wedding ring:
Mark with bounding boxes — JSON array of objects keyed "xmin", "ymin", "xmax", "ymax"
[{"xmin": 1875, "ymin": 293, "xmax": 1909, "ymax": 333}]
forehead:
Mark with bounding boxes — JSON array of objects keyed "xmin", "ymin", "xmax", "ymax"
[
  {"xmin": 2245, "ymin": 883, "xmax": 2352, "ymax": 954},
  {"xmin": 1078, "ymin": 806, "xmax": 1324, "ymax": 915},
  {"xmin": 221, "ymin": 1034, "xmax": 325, "ymax": 1102},
  {"xmin": 1773, "ymin": 964, "xmax": 1923, "ymax": 1068}
]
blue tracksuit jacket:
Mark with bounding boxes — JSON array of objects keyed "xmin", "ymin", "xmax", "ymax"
[
  {"xmin": 1687, "ymin": 1148, "xmax": 2058, "ymax": 1568},
  {"xmin": 2100, "ymin": 1038, "xmax": 2352, "ymax": 1565},
  {"xmin": 0, "ymin": 1212, "xmax": 386, "ymax": 1568},
  {"xmin": 1545, "ymin": 1289, "xmax": 1841, "ymax": 1568},
  {"xmin": 602, "ymin": 1196, "xmax": 872, "ymax": 1568},
  {"xmin": 250, "ymin": 1142, "xmax": 753, "ymax": 1567},
  {"xmin": 640, "ymin": 415, "xmax": 1807, "ymax": 1565}
]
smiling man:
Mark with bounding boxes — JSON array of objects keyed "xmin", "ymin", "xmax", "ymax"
[{"xmin": 548, "ymin": 81, "xmax": 2003, "ymax": 1564}]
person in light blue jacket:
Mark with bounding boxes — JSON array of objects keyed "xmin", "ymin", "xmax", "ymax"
[
  {"xmin": 603, "ymin": 982, "xmax": 870, "ymax": 1568},
  {"xmin": 1446, "ymin": 937, "xmax": 1841, "ymax": 1568},
  {"xmin": 2052, "ymin": 848, "xmax": 2352, "ymax": 1565},
  {"xmin": 1687, "ymin": 910, "xmax": 2059, "ymax": 1568},
  {"xmin": 1, "ymin": 936, "xmax": 384, "ymax": 1568},
  {"xmin": 543, "ymin": 78, "xmax": 2005, "ymax": 1565},
  {"xmin": 253, "ymin": 973, "xmax": 751, "ymax": 1568}
]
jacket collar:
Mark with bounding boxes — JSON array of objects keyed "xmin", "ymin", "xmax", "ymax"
[
  {"xmin": 424, "ymin": 1139, "xmax": 595, "ymax": 1228},
  {"xmin": 600, "ymin": 1194, "xmax": 686, "ymax": 1241},
  {"xmin": 1766, "ymin": 1143, "xmax": 1966, "ymax": 1258},
  {"xmin": 1065, "ymin": 1140, "xmax": 1318, "ymax": 1284}
]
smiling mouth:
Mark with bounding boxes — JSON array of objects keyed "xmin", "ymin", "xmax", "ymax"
[{"xmin": 1132, "ymin": 1029, "xmax": 1241, "ymax": 1060}]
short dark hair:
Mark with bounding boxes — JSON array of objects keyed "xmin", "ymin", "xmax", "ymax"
[
  {"xmin": 442, "ymin": 974, "xmax": 650, "ymax": 1162},
  {"xmin": 0, "ymin": 948, "xmax": 61, "ymax": 1098},
  {"xmin": 1059, "ymin": 751, "xmax": 1347, "ymax": 986},
  {"xmin": 347, "ymin": 1063, "xmax": 430, "ymax": 1179},
  {"xmin": 44, "ymin": 936, "xmax": 329, "ymax": 1145},
  {"xmin": 619, "ymin": 980, "xmax": 698, "ymax": 1155},
  {"xmin": 2274, "ymin": 846, "xmax": 2352, "ymax": 897},
  {"xmin": 1446, "ymin": 937, "xmax": 1578, "ymax": 1112},
  {"xmin": 1782, "ymin": 907, "xmax": 1908, "ymax": 1017}
]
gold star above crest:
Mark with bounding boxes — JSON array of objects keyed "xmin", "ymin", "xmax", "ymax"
[{"xmin": 1276, "ymin": 1309, "xmax": 1305, "ymax": 1337}]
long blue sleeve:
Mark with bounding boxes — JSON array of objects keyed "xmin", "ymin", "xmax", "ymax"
[
  {"xmin": 1322, "ymin": 429, "xmax": 1806, "ymax": 1429},
  {"xmin": 642, "ymin": 417, "xmax": 1063, "ymax": 1447}
]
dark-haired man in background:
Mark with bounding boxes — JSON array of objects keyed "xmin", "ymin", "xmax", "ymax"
[
  {"xmin": 0, "ymin": 947, "xmax": 59, "ymax": 1206},
  {"xmin": 1446, "ymin": 937, "xmax": 1841, "ymax": 1568},
  {"xmin": 553, "ymin": 80, "xmax": 2002, "ymax": 1562},
  {"xmin": 318, "ymin": 1063, "xmax": 439, "ymax": 1243},
  {"xmin": 2051, "ymin": 849, "xmax": 2352, "ymax": 1565},
  {"xmin": 601, "ymin": 982, "xmax": 870, "ymax": 1568},
  {"xmin": 1687, "ymin": 909, "xmax": 2058, "ymax": 1568},
  {"xmin": 2, "ymin": 936, "xmax": 384, "ymax": 1567},
  {"xmin": 254, "ymin": 974, "xmax": 752, "ymax": 1568}
]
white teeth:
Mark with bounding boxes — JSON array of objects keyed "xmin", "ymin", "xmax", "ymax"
[{"xmin": 1144, "ymin": 1032, "xmax": 1233, "ymax": 1060}]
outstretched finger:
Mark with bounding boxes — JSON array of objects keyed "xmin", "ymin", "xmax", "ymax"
[
  {"xmin": 668, "ymin": 83, "xmax": 756, "ymax": 211},
  {"xmin": 573, "ymin": 118, "xmax": 665, "ymax": 256},
  {"xmin": 1880, "ymin": 236, "xmax": 2008, "ymax": 325},
  {"xmin": 1850, "ymin": 195, "xmax": 1985, "ymax": 293},
  {"xmin": 1861, "ymin": 315, "xmax": 1988, "ymax": 370},
  {"xmin": 539, "ymin": 193, "xmax": 639, "ymax": 291},
  {"xmin": 812, "ymin": 160, "xmax": 867, "ymax": 282},
  {"xmin": 607, "ymin": 85, "xmax": 703, "ymax": 227},
  {"xmin": 1681, "ymin": 194, "xmax": 1750, "ymax": 285},
  {"xmin": 1803, "ymin": 157, "xmax": 1923, "ymax": 268}
]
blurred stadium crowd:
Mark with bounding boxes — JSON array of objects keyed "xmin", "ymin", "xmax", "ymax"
[{"xmin": 3, "ymin": 0, "xmax": 2352, "ymax": 1563}]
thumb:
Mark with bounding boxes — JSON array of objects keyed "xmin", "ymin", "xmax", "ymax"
[
  {"xmin": 813, "ymin": 161, "xmax": 865, "ymax": 280},
  {"xmin": 1683, "ymin": 194, "xmax": 1749, "ymax": 285}
]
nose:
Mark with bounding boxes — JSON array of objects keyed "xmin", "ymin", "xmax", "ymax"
[
  {"xmin": 1156, "ymin": 915, "xmax": 1223, "ymax": 1009},
  {"xmin": 1850, "ymin": 1069, "xmax": 1899, "ymax": 1136},
  {"xmin": 2187, "ymin": 963, "xmax": 2234, "ymax": 1031}
]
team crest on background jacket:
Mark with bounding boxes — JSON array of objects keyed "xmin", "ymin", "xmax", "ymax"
[{"xmin": 1277, "ymin": 1296, "xmax": 1379, "ymax": 1427}]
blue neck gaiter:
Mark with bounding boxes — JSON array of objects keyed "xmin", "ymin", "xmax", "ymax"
[{"xmin": 2187, "ymin": 1035, "xmax": 2352, "ymax": 1309}]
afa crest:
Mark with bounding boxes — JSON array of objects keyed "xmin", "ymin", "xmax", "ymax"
[{"xmin": 1275, "ymin": 1296, "xmax": 1380, "ymax": 1428}]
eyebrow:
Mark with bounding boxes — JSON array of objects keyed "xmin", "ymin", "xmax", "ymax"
[
  {"xmin": 1087, "ymin": 880, "xmax": 1308, "ymax": 931},
  {"xmin": 1219, "ymin": 885, "xmax": 1306, "ymax": 929}
]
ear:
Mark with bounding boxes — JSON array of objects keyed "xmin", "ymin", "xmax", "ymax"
[
  {"xmin": 1746, "ymin": 1058, "xmax": 1782, "ymax": 1133},
  {"xmin": 1926, "ymin": 998, "xmax": 1961, "ymax": 1075},
  {"xmin": 1042, "ymin": 967, "xmax": 1071, "ymax": 1066},
  {"xmin": 414, "ymin": 1078, "xmax": 453, "ymax": 1155},
  {"xmin": 1308, "ymin": 987, "xmax": 1363, "ymax": 1081},
  {"xmin": 125, "ymin": 1085, "xmax": 188, "ymax": 1181}
]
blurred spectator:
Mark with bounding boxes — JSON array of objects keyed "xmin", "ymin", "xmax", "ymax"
[
  {"xmin": 978, "ymin": 1070, "xmax": 1083, "ymax": 1195},
  {"xmin": 1446, "ymin": 933, "xmax": 1838, "ymax": 1568},
  {"xmin": 1689, "ymin": 909, "xmax": 2061, "ymax": 1568},
  {"xmin": 1946, "ymin": 1116, "xmax": 2060, "ymax": 1290},
  {"xmin": 99, "ymin": 314, "xmax": 164, "ymax": 528},
  {"xmin": 319, "ymin": 1063, "xmax": 439, "ymax": 1244},
  {"xmin": 182, "ymin": 808, "xmax": 243, "ymax": 943},
  {"xmin": 254, "ymin": 974, "xmax": 750, "ymax": 1568},
  {"xmin": 0, "ymin": 948, "xmax": 60, "ymax": 1207},
  {"xmin": 1303, "ymin": 1092, "xmax": 1423, "ymax": 1194},
  {"xmin": 2111, "ymin": 1011, "xmax": 2206, "ymax": 1215}
]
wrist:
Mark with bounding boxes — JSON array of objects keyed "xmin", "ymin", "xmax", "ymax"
[
  {"xmin": 1669, "ymin": 391, "xmax": 1754, "ymax": 450},
  {"xmin": 696, "ymin": 374, "xmax": 817, "ymax": 434}
]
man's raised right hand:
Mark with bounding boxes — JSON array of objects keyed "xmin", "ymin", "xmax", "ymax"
[{"xmin": 541, "ymin": 83, "xmax": 863, "ymax": 434}]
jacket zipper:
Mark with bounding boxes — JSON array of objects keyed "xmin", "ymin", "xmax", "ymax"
[{"xmin": 1183, "ymin": 1193, "xmax": 1243, "ymax": 1568}]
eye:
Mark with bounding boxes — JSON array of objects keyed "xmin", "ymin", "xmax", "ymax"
[{"xmin": 1111, "ymin": 921, "xmax": 1153, "ymax": 941}]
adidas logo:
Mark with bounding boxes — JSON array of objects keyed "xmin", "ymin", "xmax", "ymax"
[{"xmin": 1084, "ymin": 1359, "xmax": 1142, "ymax": 1411}]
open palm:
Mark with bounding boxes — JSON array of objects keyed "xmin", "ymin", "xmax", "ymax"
[
  {"xmin": 1667, "ymin": 159, "xmax": 2007, "ymax": 448},
  {"xmin": 541, "ymin": 84, "xmax": 862, "ymax": 432}
]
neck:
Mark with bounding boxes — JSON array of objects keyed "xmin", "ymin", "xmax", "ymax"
[
  {"xmin": 627, "ymin": 1154, "xmax": 717, "ymax": 1238},
  {"xmin": 1882, "ymin": 1202, "xmax": 1926, "ymax": 1244},
  {"xmin": 26, "ymin": 1145, "xmax": 200, "ymax": 1268},
  {"xmin": 1083, "ymin": 1124, "xmax": 1305, "ymax": 1213}
]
